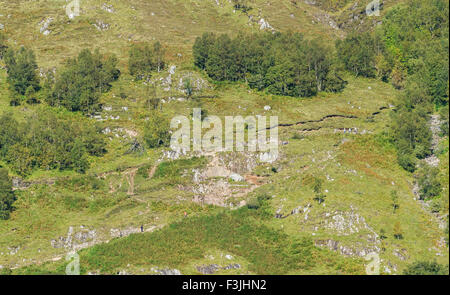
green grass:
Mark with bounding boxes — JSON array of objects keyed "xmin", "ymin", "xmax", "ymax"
[
  {"xmin": 0, "ymin": 0, "xmax": 447, "ymax": 275},
  {"xmin": 12, "ymin": 206, "xmax": 365, "ymax": 275}
]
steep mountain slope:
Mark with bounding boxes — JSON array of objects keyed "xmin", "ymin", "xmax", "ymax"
[{"xmin": 0, "ymin": 0, "xmax": 448, "ymax": 275}]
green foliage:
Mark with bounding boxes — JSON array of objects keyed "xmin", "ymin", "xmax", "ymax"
[
  {"xmin": 393, "ymin": 221, "xmax": 403, "ymax": 239},
  {"xmin": 70, "ymin": 139, "xmax": 89, "ymax": 174},
  {"xmin": 193, "ymin": 32, "xmax": 347, "ymax": 97},
  {"xmin": 0, "ymin": 168, "xmax": 16, "ymax": 220},
  {"xmin": 336, "ymin": 32, "xmax": 377, "ymax": 78},
  {"xmin": 390, "ymin": 83, "xmax": 433, "ymax": 171},
  {"xmin": 0, "ymin": 112, "xmax": 19, "ymax": 158},
  {"xmin": 312, "ymin": 177, "xmax": 326, "ymax": 204},
  {"xmin": 49, "ymin": 49, "xmax": 120, "ymax": 114},
  {"xmin": 247, "ymin": 193, "xmax": 272, "ymax": 213},
  {"xmin": 129, "ymin": 41, "xmax": 165, "ymax": 80},
  {"xmin": 391, "ymin": 190, "xmax": 399, "ymax": 213},
  {"xmin": 4, "ymin": 46, "xmax": 40, "ymax": 95},
  {"xmin": 382, "ymin": 0, "xmax": 449, "ymax": 106},
  {"xmin": 137, "ymin": 163, "xmax": 153, "ymax": 179},
  {"xmin": 0, "ymin": 109, "xmax": 106, "ymax": 176},
  {"xmin": 143, "ymin": 111, "xmax": 171, "ymax": 148},
  {"xmin": 193, "ymin": 32, "xmax": 216, "ymax": 70},
  {"xmin": 153, "ymin": 157, "xmax": 207, "ymax": 179},
  {"xmin": 429, "ymin": 198, "xmax": 442, "ymax": 213},
  {"xmin": 0, "ymin": 267, "xmax": 12, "ymax": 275},
  {"xmin": 403, "ymin": 261, "xmax": 449, "ymax": 275},
  {"xmin": 76, "ymin": 208, "xmax": 362, "ymax": 274},
  {"xmin": 0, "ymin": 32, "xmax": 8, "ymax": 59},
  {"xmin": 56, "ymin": 175, "xmax": 104, "ymax": 192},
  {"xmin": 183, "ymin": 77, "xmax": 193, "ymax": 97},
  {"xmin": 416, "ymin": 164, "xmax": 442, "ymax": 199}
]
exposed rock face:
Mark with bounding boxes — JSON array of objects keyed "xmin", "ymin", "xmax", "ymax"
[
  {"xmin": 323, "ymin": 210, "xmax": 377, "ymax": 237},
  {"xmin": 12, "ymin": 177, "xmax": 55, "ymax": 190},
  {"xmin": 93, "ymin": 20, "xmax": 110, "ymax": 31},
  {"xmin": 393, "ymin": 248, "xmax": 409, "ymax": 261},
  {"xmin": 230, "ymin": 173, "xmax": 244, "ymax": 182},
  {"xmin": 311, "ymin": 207, "xmax": 381, "ymax": 258},
  {"xmin": 188, "ymin": 153, "xmax": 264, "ymax": 207},
  {"xmin": 258, "ymin": 18, "xmax": 274, "ymax": 31},
  {"xmin": 196, "ymin": 263, "xmax": 241, "ymax": 274},
  {"xmin": 197, "ymin": 264, "xmax": 220, "ymax": 274},
  {"xmin": 110, "ymin": 227, "xmax": 141, "ymax": 238},
  {"xmin": 101, "ymin": 3, "xmax": 115, "ymax": 13},
  {"xmin": 39, "ymin": 17, "xmax": 53, "ymax": 35},
  {"xmin": 314, "ymin": 239, "xmax": 380, "ymax": 257},
  {"xmin": 151, "ymin": 268, "xmax": 182, "ymax": 275},
  {"xmin": 50, "ymin": 226, "xmax": 97, "ymax": 251},
  {"xmin": 424, "ymin": 114, "xmax": 442, "ymax": 167}
]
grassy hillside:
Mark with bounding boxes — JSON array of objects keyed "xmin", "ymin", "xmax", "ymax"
[{"xmin": 0, "ymin": 0, "xmax": 448, "ymax": 275}]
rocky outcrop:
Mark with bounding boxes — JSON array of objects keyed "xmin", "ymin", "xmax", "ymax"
[
  {"xmin": 39, "ymin": 17, "xmax": 53, "ymax": 35},
  {"xmin": 196, "ymin": 263, "xmax": 241, "ymax": 274},
  {"xmin": 50, "ymin": 226, "xmax": 97, "ymax": 251},
  {"xmin": 12, "ymin": 177, "xmax": 55, "ymax": 190},
  {"xmin": 314, "ymin": 239, "xmax": 380, "ymax": 257}
]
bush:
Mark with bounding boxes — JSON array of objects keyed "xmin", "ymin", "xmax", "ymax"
[
  {"xmin": 416, "ymin": 164, "xmax": 442, "ymax": 200},
  {"xmin": 143, "ymin": 111, "xmax": 171, "ymax": 148},
  {"xmin": 335, "ymin": 32, "xmax": 376, "ymax": 78},
  {"xmin": 0, "ymin": 32, "xmax": 8, "ymax": 59},
  {"xmin": 193, "ymin": 32, "xmax": 346, "ymax": 97},
  {"xmin": 50, "ymin": 49, "xmax": 120, "ymax": 114},
  {"xmin": 129, "ymin": 42, "xmax": 165, "ymax": 80},
  {"xmin": 403, "ymin": 261, "xmax": 449, "ymax": 275},
  {"xmin": 4, "ymin": 46, "xmax": 40, "ymax": 95},
  {"xmin": 430, "ymin": 199, "xmax": 442, "ymax": 213},
  {"xmin": 0, "ymin": 109, "xmax": 106, "ymax": 176},
  {"xmin": 0, "ymin": 168, "xmax": 16, "ymax": 220}
]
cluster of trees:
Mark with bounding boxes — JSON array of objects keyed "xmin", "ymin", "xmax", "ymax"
[
  {"xmin": 389, "ymin": 83, "xmax": 434, "ymax": 172},
  {"xmin": 3, "ymin": 46, "xmax": 40, "ymax": 98},
  {"xmin": 336, "ymin": 0, "xmax": 449, "ymax": 106},
  {"xmin": 47, "ymin": 49, "xmax": 120, "ymax": 114},
  {"xmin": 193, "ymin": 31, "xmax": 347, "ymax": 98},
  {"xmin": 403, "ymin": 261, "xmax": 449, "ymax": 275},
  {"xmin": 2, "ymin": 41, "xmax": 120, "ymax": 114},
  {"xmin": 129, "ymin": 41, "xmax": 165, "ymax": 80},
  {"xmin": 0, "ymin": 110, "xmax": 106, "ymax": 176},
  {"xmin": 388, "ymin": 0, "xmax": 448, "ymax": 172},
  {"xmin": 335, "ymin": 32, "xmax": 379, "ymax": 78},
  {"xmin": 0, "ymin": 168, "xmax": 16, "ymax": 220},
  {"xmin": 336, "ymin": 0, "xmax": 449, "ymax": 172},
  {"xmin": 143, "ymin": 111, "xmax": 171, "ymax": 148}
]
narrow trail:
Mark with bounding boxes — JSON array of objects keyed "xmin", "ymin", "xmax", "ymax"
[{"xmin": 266, "ymin": 105, "xmax": 390, "ymax": 130}]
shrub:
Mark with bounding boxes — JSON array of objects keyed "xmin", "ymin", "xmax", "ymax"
[
  {"xmin": 143, "ymin": 111, "xmax": 171, "ymax": 148},
  {"xmin": 50, "ymin": 49, "xmax": 120, "ymax": 114},
  {"xmin": 0, "ymin": 168, "xmax": 16, "ymax": 220},
  {"xmin": 4, "ymin": 46, "xmax": 40, "ymax": 95},
  {"xmin": 129, "ymin": 41, "xmax": 165, "ymax": 80},
  {"xmin": 194, "ymin": 32, "xmax": 346, "ymax": 97},
  {"xmin": 0, "ymin": 109, "xmax": 106, "ymax": 176},
  {"xmin": 403, "ymin": 261, "xmax": 449, "ymax": 275},
  {"xmin": 416, "ymin": 165, "xmax": 442, "ymax": 199}
]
